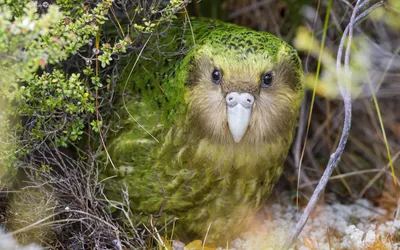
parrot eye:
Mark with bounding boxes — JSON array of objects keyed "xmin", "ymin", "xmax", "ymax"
[
  {"xmin": 211, "ymin": 68, "xmax": 222, "ymax": 85},
  {"xmin": 261, "ymin": 72, "xmax": 274, "ymax": 88}
]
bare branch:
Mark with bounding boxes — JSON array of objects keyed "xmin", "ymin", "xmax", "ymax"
[{"xmin": 282, "ymin": 1, "xmax": 385, "ymax": 248}]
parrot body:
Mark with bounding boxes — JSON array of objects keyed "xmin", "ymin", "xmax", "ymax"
[{"xmin": 104, "ymin": 18, "xmax": 304, "ymax": 244}]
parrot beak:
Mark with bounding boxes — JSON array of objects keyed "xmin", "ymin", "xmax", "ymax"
[{"xmin": 226, "ymin": 92, "xmax": 254, "ymax": 143}]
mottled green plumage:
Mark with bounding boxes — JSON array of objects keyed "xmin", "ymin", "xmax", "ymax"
[{"xmin": 104, "ymin": 18, "xmax": 304, "ymax": 244}]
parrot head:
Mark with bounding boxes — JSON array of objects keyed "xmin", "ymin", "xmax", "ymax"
[{"xmin": 186, "ymin": 27, "xmax": 304, "ymax": 145}]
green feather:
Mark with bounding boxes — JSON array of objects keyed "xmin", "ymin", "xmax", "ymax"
[{"xmin": 103, "ymin": 18, "xmax": 304, "ymax": 244}]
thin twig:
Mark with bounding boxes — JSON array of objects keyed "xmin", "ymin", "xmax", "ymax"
[
  {"xmin": 299, "ymin": 150, "xmax": 400, "ymax": 188},
  {"xmin": 122, "ymin": 34, "xmax": 160, "ymax": 143},
  {"xmin": 281, "ymin": 0, "xmax": 387, "ymax": 248}
]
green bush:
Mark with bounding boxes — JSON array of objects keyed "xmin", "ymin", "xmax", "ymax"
[
  {"xmin": 0, "ymin": 0, "xmax": 190, "ymax": 247},
  {"xmin": 0, "ymin": 0, "xmax": 188, "ymax": 168}
]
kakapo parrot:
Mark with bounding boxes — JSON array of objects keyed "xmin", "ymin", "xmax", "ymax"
[{"xmin": 104, "ymin": 18, "xmax": 304, "ymax": 244}]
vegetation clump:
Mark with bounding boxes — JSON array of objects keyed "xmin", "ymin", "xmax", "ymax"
[{"xmin": 0, "ymin": 0, "xmax": 189, "ymax": 248}]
